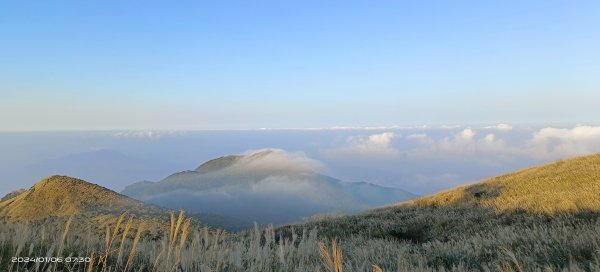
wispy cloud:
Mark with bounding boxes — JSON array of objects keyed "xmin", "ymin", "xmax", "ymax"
[
  {"xmin": 483, "ymin": 124, "xmax": 513, "ymax": 131},
  {"xmin": 440, "ymin": 125, "xmax": 462, "ymax": 129},
  {"xmin": 256, "ymin": 125, "xmax": 432, "ymax": 131},
  {"xmin": 112, "ymin": 130, "xmax": 186, "ymax": 139},
  {"xmin": 328, "ymin": 125, "xmax": 431, "ymax": 130}
]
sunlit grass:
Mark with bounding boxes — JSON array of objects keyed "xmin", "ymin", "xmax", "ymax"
[
  {"xmin": 2, "ymin": 207, "xmax": 600, "ymax": 271},
  {"xmin": 412, "ymin": 153, "xmax": 600, "ymax": 214}
]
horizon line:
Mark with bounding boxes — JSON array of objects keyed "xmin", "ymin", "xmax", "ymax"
[{"xmin": 0, "ymin": 122, "xmax": 596, "ymax": 133}]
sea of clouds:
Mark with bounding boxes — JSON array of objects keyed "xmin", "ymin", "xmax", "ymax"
[{"xmin": 0, "ymin": 124, "xmax": 599, "ymax": 196}]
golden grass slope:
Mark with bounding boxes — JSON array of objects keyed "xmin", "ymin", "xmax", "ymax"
[
  {"xmin": 409, "ymin": 153, "xmax": 600, "ymax": 214},
  {"xmin": 0, "ymin": 175, "xmax": 164, "ymax": 222}
]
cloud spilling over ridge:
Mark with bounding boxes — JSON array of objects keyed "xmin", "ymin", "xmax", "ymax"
[
  {"xmin": 121, "ymin": 147, "xmax": 417, "ymax": 224},
  {"xmin": 323, "ymin": 132, "xmax": 400, "ymax": 157},
  {"xmin": 229, "ymin": 149, "xmax": 323, "ymax": 173},
  {"xmin": 130, "ymin": 149, "xmax": 328, "ymax": 202}
]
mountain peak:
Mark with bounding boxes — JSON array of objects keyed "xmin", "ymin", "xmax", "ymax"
[
  {"xmin": 31, "ymin": 175, "xmax": 125, "ymax": 201},
  {"xmin": 0, "ymin": 175, "xmax": 151, "ymax": 221},
  {"xmin": 34, "ymin": 175, "xmax": 101, "ymax": 189},
  {"xmin": 195, "ymin": 155, "xmax": 242, "ymax": 172},
  {"xmin": 194, "ymin": 150, "xmax": 282, "ymax": 173},
  {"xmin": 243, "ymin": 149, "xmax": 278, "ymax": 159}
]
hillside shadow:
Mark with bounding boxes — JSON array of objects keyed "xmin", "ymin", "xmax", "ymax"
[{"xmin": 464, "ymin": 183, "xmax": 504, "ymax": 199}]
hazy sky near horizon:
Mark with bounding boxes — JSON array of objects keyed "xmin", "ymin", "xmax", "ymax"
[
  {"xmin": 1, "ymin": 1, "xmax": 599, "ymax": 130},
  {"xmin": 1, "ymin": 124, "xmax": 600, "ymax": 197}
]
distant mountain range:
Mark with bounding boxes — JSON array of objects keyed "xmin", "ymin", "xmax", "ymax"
[{"xmin": 122, "ymin": 149, "xmax": 416, "ymax": 225}]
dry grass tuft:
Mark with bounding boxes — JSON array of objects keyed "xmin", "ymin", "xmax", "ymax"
[
  {"xmin": 125, "ymin": 222, "xmax": 144, "ymax": 272},
  {"xmin": 56, "ymin": 215, "xmax": 73, "ymax": 257},
  {"xmin": 372, "ymin": 264, "xmax": 384, "ymax": 272},
  {"xmin": 319, "ymin": 239, "xmax": 343, "ymax": 272}
]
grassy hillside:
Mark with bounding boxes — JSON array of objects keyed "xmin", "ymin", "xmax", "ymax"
[{"xmin": 411, "ymin": 153, "xmax": 600, "ymax": 214}]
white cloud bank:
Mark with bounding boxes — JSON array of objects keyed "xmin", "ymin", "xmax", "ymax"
[
  {"xmin": 406, "ymin": 126, "xmax": 600, "ymax": 161},
  {"xmin": 323, "ymin": 132, "xmax": 400, "ymax": 157},
  {"xmin": 407, "ymin": 128, "xmax": 514, "ymax": 162},
  {"xmin": 529, "ymin": 126, "xmax": 600, "ymax": 159}
]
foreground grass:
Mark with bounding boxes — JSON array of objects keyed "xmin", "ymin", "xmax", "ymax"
[
  {"xmin": 292, "ymin": 205, "xmax": 600, "ymax": 271},
  {"xmin": 1, "ymin": 208, "xmax": 600, "ymax": 271}
]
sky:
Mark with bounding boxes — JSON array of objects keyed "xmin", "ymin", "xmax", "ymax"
[
  {"xmin": 1, "ymin": 1, "xmax": 599, "ymax": 130},
  {"xmin": 1, "ymin": 2, "xmax": 600, "ymax": 198}
]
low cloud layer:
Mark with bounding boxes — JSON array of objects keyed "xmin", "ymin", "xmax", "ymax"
[{"xmin": 3, "ymin": 125, "xmax": 599, "ymax": 198}]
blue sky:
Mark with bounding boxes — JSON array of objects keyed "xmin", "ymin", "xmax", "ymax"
[{"xmin": 1, "ymin": 1, "xmax": 599, "ymax": 130}]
